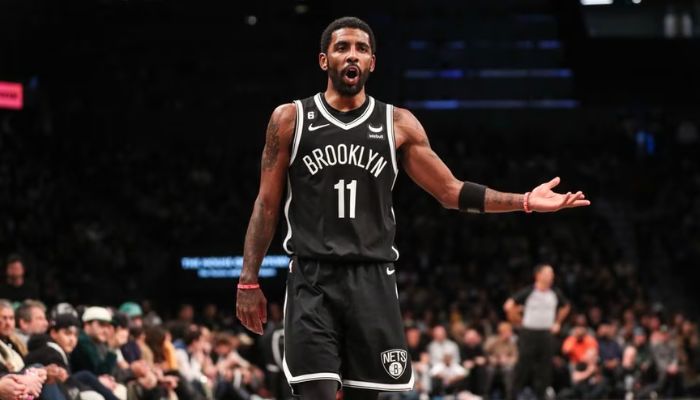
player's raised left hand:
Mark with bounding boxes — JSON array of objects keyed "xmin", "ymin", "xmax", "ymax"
[{"xmin": 528, "ymin": 177, "xmax": 590, "ymax": 212}]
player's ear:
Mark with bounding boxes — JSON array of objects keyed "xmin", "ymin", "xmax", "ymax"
[
  {"xmin": 319, "ymin": 53, "xmax": 328, "ymax": 71},
  {"xmin": 369, "ymin": 54, "xmax": 376, "ymax": 73}
]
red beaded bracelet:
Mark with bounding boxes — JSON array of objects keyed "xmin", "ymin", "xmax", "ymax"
[
  {"xmin": 523, "ymin": 192, "xmax": 533, "ymax": 213},
  {"xmin": 237, "ymin": 283, "xmax": 260, "ymax": 290}
]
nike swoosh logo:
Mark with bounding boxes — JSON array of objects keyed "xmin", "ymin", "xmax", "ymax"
[
  {"xmin": 369, "ymin": 124, "xmax": 383, "ymax": 133},
  {"xmin": 308, "ymin": 123, "xmax": 329, "ymax": 131},
  {"xmin": 386, "ymin": 267, "xmax": 395, "ymax": 275}
]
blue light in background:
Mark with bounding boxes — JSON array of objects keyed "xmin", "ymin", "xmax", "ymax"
[
  {"xmin": 404, "ymin": 99, "xmax": 579, "ymax": 110},
  {"xmin": 538, "ymin": 40, "xmax": 562, "ymax": 49},
  {"xmin": 409, "ymin": 100, "xmax": 461, "ymax": 110},
  {"xmin": 181, "ymin": 255, "xmax": 290, "ymax": 279},
  {"xmin": 404, "ymin": 68, "xmax": 572, "ymax": 79},
  {"xmin": 438, "ymin": 69, "xmax": 464, "ymax": 79},
  {"xmin": 408, "ymin": 40, "xmax": 429, "ymax": 50}
]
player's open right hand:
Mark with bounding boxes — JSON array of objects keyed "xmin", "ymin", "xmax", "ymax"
[{"xmin": 236, "ymin": 287, "xmax": 268, "ymax": 335}]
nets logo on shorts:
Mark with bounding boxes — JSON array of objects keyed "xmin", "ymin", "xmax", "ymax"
[{"xmin": 380, "ymin": 349, "xmax": 408, "ymax": 379}]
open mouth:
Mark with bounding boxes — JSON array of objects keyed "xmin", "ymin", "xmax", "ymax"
[{"xmin": 344, "ymin": 66, "xmax": 360, "ymax": 81}]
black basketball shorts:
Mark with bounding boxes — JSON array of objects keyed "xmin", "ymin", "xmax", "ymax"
[{"xmin": 282, "ymin": 257, "xmax": 414, "ymax": 393}]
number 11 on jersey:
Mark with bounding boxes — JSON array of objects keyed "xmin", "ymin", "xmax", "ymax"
[{"xmin": 334, "ymin": 179, "xmax": 357, "ymax": 219}]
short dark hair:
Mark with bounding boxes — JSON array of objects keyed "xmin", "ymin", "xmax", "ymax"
[
  {"xmin": 184, "ymin": 326, "xmax": 202, "ymax": 346},
  {"xmin": 533, "ymin": 263, "xmax": 552, "ymax": 276},
  {"xmin": 320, "ymin": 16, "xmax": 376, "ymax": 54},
  {"xmin": 5, "ymin": 254, "xmax": 22, "ymax": 267}
]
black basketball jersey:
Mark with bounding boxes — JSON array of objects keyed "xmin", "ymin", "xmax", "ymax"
[{"xmin": 282, "ymin": 93, "xmax": 399, "ymax": 262}]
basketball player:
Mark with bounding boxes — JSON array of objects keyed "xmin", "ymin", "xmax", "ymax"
[{"xmin": 236, "ymin": 17, "xmax": 590, "ymax": 400}]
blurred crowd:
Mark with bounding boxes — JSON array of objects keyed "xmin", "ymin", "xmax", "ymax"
[
  {"xmin": 2, "ymin": 71, "xmax": 700, "ymax": 400},
  {"xmin": 0, "ymin": 256, "xmax": 286, "ymax": 400},
  {"xmin": 399, "ymin": 297, "xmax": 700, "ymax": 400},
  {"xmin": 0, "ymin": 252, "xmax": 700, "ymax": 400}
]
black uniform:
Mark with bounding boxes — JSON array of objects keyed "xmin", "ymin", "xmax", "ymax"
[
  {"xmin": 282, "ymin": 93, "xmax": 413, "ymax": 393},
  {"xmin": 511, "ymin": 285, "xmax": 569, "ymax": 400}
]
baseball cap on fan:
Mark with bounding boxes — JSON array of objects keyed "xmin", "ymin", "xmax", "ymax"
[
  {"xmin": 50, "ymin": 302, "xmax": 78, "ymax": 320},
  {"xmin": 50, "ymin": 313, "xmax": 81, "ymax": 331},
  {"xmin": 82, "ymin": 306, "xmax": 112, "ymax": 323},
  {"xmin": 119, "ymin": 302, "xmax": 143, "ymax": 318}
]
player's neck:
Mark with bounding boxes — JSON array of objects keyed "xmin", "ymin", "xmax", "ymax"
[
  {"xmin": 535, "ymin": 282, "xmax": 550, "ymax": 291},
  {"xmin": 323, "ymin": 86, "xmax": 367, "ymax": 112}
]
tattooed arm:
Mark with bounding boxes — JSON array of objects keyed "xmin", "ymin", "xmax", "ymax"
[
  {"xmin": 237, "ymin": 103, "xmax": 296, "ymax": 335},
  {"xmin": 395, "ymin": 107, "xmax": 589, "ymax": 213},
  {"xmin": 484, "ymin": 189, "xmax": 524, "ymax": 213}
]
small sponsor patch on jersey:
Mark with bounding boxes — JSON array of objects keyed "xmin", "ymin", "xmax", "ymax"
[
  {"xmin": 369, "ymin": 124, "xmax": 383, "ymax": 132},
  {"xmin": 367, "ymin": 132, "xmax": 385, "ymax": 140},
  {"xmin": 381, "ymin": 349, "xmax": 408, "ymax": 379}
]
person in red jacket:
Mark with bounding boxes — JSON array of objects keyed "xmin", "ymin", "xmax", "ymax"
[{"xmin": 562, "ymin": 325, "xmax": 599, "ymax": 366}]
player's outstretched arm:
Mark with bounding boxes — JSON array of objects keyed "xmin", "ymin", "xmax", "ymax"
[
  {"xmin": 395, "ymin": 107, "xmax": 590, "ymax": 213},
  {"xmin": 237, "ymin": 103, "xmax": 296, "ymax": 335}
]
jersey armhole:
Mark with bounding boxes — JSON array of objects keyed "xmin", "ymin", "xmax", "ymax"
[
  {"xmin": 289, "ymin": 100, "xmax": 304, "ymax": 165},
  {"xmin": 386, "ymin": 104, "xmax": 399, "ymax": 189}
]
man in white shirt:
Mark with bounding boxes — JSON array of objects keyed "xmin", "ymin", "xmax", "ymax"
[{"xmin": 428, "ymin": 325, "xmax": 460, "ymax": 367}]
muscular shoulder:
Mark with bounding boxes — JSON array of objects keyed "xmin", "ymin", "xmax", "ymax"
[
  {"xmin": 270, "ymin": 103, "xmax": 297, "ymax": 135},
  {"xmin": 261, "ymin": 103, "xmax": 297, "ymax": 171},
  {"xmin": 392, "ymin": 106, "xmax": 427, "ymax": 148},
  {"xmin": 265, "ymin": 103, "xmax": 297, "ymax": 146}
]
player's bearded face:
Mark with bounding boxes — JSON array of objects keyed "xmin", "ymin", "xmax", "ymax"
[{"xmin": 328, "ymin": 59, "xmax": 371, "ymax": 97}]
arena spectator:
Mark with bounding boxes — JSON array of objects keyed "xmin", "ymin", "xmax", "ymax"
[
  {"xmin": 483, "ymin": 322, "xmax": 518, "ymax": 399},
  {"xmin": 113, "ymin": 306, "xmax": 143, "ymax": 366},
  {"xmin": 649, "ymin": 326, "xmax": 684, "ymax": 397},
  {"xmin": 139, "ymin": 302, "xmax": 162, "ymax": 328},
  {"xmin": 405, "ymin": 326, "xmax": 427, "ymax": 362},
  {"xmin": 587, "ymin": 307, "xmax": 604, "ymax": 332},
  {"xmin": 427, "ymin": 325, "xmax": 460, "ymax": 366},
  {"xmin": 108, "ymin": 313, "xmax": 133, "ymax": 376},
  {"xmin": 460, "ymin": 328, "xmax": 487, "ymax": 395},
  {"xmin": 174, "ymin": 326, "xmax": 209, "ymax": 400},
  {"xmin": 559, "ymin": 348, "xmax": 608, "ymax": 399},
  {"xmin": 177, "ymin": 305, "xmax": 195, "ymax": 325},
  {"xmin": 24, "ymin": 313, "xmax": 109, "ymax": 400},
  {"xmin": 212, "ymin": 332, "xmax": 264, "ymax": 400},
  {"xmin": 597, "ymin": 322, "xmax": 623, "ymax": 387},
  {"xmin": 15, "ymin": 300, "xmax": 49, "ymax": 346},
  {"xmin": 429, "ymin": 353, "xmax": 467, "ymax": 397},
  {"xmin": 144, "ymin": 326, "xmax": 178, "ymax": 372},
  {"xmin": 678, "ymin": 320, "xmax": 700, "ymax": 389},
  {"xmin": 118, "ymin": 302, "xmax": 143, "ymax": 329},
  {"xmin": 0, "ymin": 300, "xmax": 26, "ymax": 370},
  {"xmin": 70, "ymin": 307, "xmax": 118, "ymax": 375},
  {"xmin": 629, "ymin": 328, "xmax": 658, "ymax": 393},
  {"xmin": 562, "ymin": 324, "xmax": 599, "ymax": 366},
  {"xmin": 199, "ymin": 304, "xmax": 221, "ymax": 332},
  {"xmin": 0, "ymin": 256, "xmax": 39, "ymax": 302}
]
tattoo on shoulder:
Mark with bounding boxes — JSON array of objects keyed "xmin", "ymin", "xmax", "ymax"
[
  {"xmin": 393, "ymin": 108, "xmax": 403, "ymax": 123},
  {"xmin": 262, "ymin": 116, "xmax": 280, "ymax": 170}
]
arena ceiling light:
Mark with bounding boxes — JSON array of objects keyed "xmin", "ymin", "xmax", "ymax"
[{"xmin": 580, "ymin": 0, "xmax": 614, "ymax": 5}]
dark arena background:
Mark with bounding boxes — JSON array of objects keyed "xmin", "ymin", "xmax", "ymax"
[{"xmin": 1, "ymin": 0, "xmax": 700, "ymax": 399}]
